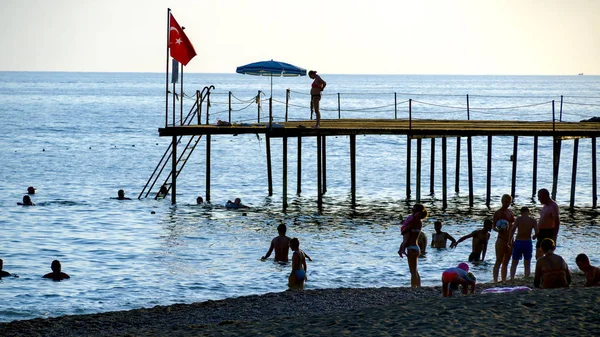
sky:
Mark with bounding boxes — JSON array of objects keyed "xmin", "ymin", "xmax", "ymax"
[{"xmin": 1, "ymin": 0, "xmax": 599, "ymax": 75}]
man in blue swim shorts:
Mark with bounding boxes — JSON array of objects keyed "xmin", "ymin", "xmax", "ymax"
[{"xmin": 509, "ymin": 207, "xmax": 539, "ymax": 280}]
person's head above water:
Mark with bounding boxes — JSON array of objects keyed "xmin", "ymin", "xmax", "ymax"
[
  {"xmin": 196, "ymin": 196, "xmax": 204, "ymax": 204},
  {"xmin": 51, "ymin": 260, "xmax": 62, "ymax": 273},
  {"xmin": 118, "ymin": 189, "xmax": 125, "ymax": 198},
  {"xmin": 22, "ymin": 195, "xmax": 33, "ymax": 206},
  {"xmin": 234, "ymin": 198, "xmax": 242, "ymax": 205},
  {"xmin": 434, "ymin": 220, "xmax": 443, "ymax": 232},
  {"xmin": 27, "ymin": 186, "xmax": 36, "ymax": 194}
]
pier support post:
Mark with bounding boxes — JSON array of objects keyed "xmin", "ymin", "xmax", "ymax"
[
  {"xmin": 297, "ymin": 137, "xmax": 302, "ymax": 195},
  {"xmin": 406, "ymin": 135, "xmax": 412, "ymax": 199},
  {"xmin": 442, "ymin": 137, "xmax": 448, "ymax": 209},
  {"xmin": 532, "ymin": 136, "xmax": 538, "ymax": 199},
  {"xmin": 467, "ymin": 136, "xmax": 473, "ymax": 207},
  {"xmin": 266, "ymin": 135, "xmax": 273, "ymax": 196},
  {"xmin": 511, "ymin": 136, "xmax": 518, "ymax": 201},
  {"xmin": 350, "ymin": 134, "xmax": 356, "ymax": 207},
  {"xmin": 171, "ymin": 136, "xmax": 177, "ymax": 204},
  {"xmin": 455, "ymin": 137, "xmax": 461, "ymax": 193},
  {"xmin": 322, "ymin": 136, "xmax": 327, "ymax": 194},
  {"xmin": 593, "ymin": 137, "xmax": 598, "ymax": 208},
  {"xmin": 317, "ymin": 135, "xmax": 323, "ymax": 212},
  {"xmin": 552, "ymin": 137, "xmax": 562, "ymax": 200},
  {"xmin": 486, "ymin": 136, "xmax": 492, "ymax": 206},
  {"xmin": 283, "ymin": 137, "xmax": 288, "ymax": 212},
  {"xmin": 430, "ymin": 138, "xmax": 435, "ymax": 195},
  {"xmin": 417, "ymin": 138, "xmax": 422, "ymax": 202},
  {"xmin": 570, "ymin": 139, "xmax": 579, "ymax": 208},
  {"xmin": 206, "ymin": 135, "xmax": 211, "ymax": 202}
]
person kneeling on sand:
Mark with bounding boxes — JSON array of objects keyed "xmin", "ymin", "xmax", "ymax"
[
  {"xmin": 43, "ymin": 260, "xmax": 70, "ymax": 281},
  {"xmin": 534, "ymin": 238, "xmax": 571, "ymax": 289},
  {"xmin": 451, "ymin": 219, "xmax": 492, "ymax": 262},
  {"xmin": 441, "ymin": 262, "xmax": 476, "ymax": 297},
  {"xmin": 575, "ymin": 253, "xmax": 600, "ymax": 287},
  {"xmin": 288, "ymin": 238, "xmax": 307, "ymax": 290}
]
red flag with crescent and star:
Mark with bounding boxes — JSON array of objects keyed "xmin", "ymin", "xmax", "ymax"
[{"xmin": 169, "ymin": 13, "xmax": 196, "ymax": 66}]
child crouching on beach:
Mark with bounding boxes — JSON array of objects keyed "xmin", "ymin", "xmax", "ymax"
[{"xmin": 442, "ymin": 262, "xmax": 476, "ymax": 297}]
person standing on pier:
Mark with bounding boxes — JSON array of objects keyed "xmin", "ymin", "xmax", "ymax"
[
  {"xmin": 536, "ymin": 188, "xmax": 560, "ymax": 259},
  {"xmin": 308, "ymin": 70, "xmax": 326, "ymax": 129},
  {"xmin": 493, "ymin": 194, "xmax": 515, "ymax": 282}
]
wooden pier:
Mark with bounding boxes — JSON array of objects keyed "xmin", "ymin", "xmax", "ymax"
[{"xmin": 154, "ymin": 118, "xmax": 600, "ymax": 211}]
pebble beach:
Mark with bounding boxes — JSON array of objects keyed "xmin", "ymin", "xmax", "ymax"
[{"xmin": 1, "ymin": 273, "xmax": 598, "ymax": 336}]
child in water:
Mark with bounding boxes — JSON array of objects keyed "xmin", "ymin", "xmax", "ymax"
[
  {"xmin": 441, "ymin": 262, "xmax": 476, "ymax": 297},
  {"xmin": 288, "ymin": 238, "xmax": 307, "ymax": 290},
  {"xmin": 451, "ymin": 219, "xmax": 492, "ymax": 262},
  {"xmin": 431, "ymin": 220, "xmax": 457, "ymax": 249}
]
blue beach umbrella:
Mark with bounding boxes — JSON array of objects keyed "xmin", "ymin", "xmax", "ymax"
[{"xmin": 236, "ymin": 59, "xmax": 307, "ymax": 98}]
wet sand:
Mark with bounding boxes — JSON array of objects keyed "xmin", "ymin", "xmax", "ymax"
[{"xmin": 1, "ymin": 273, "xmax": 598, "ymax": 336}]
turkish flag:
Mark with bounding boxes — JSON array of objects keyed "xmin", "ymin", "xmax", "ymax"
[{"xmin": 169, "ymin": 13, "xmax": 197, "ymax": 66}]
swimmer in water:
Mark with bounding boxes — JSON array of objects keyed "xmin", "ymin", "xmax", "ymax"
[
  {"xmin": 288, "ymin": 238, "xmax": 307, "ymax": 290},
  {"xmin": 451, "ymin": 219, "xmax": 492, "ymax": 262},
  {"xmin": 226, "ymin": 198, "xmax": 248, "ymax": 209},
  {"xmin": 155, "ymin": 185, "xmax": 168, "ymax": 199},
  {"xmin": 18, "ymin": 195, "xmax": 35, "ymax": 206},
  {"xmin": 0, "ymin": 259, "xmax": 17, "ymax": 278},
  {"xmin": 534, "ymin": 238, "xmax": 571, "ymax": 289},
  {"xmin": 42, "ymin": 260, "xmax": 70, "ymax": 281},
  {"xmin": 27, "ymin": 186, "xmax": 36, "ymax": 194},
  {"xmin": 431, "ymin": 220, "xmax": 457, "ymax": 249},
  {"xmin": 196, "ymin": 196, "xmax": 204, "ymax": 204},
  {"xmin": 113, "ymin": 189, "xmax": 131, "ymax": 200},
  {"xmin": 262, "ymin": 224, "xmax": 291, "ymax": 262}
]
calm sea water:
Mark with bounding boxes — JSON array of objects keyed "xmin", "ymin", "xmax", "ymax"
[{"xmin": 1, "ymin": 72, "xmax": 600, "ymax": 322}]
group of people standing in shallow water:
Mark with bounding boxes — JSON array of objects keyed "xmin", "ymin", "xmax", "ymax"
[{"xmin": 399, "ymin": 188, "xmax": 600, "ymax": 296}]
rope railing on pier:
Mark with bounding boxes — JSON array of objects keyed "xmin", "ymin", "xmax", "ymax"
[{"xmin": 166, "ymin": 87, "xmax": 600, "ymax": 127}]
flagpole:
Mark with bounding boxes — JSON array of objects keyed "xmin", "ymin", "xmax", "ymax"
[
  {"xmin": 165, "ymin": 8, "xmax": 171, "ymax": 128},
  {"xmin": 180, "ymin": 48, "xmax": 184, "ymax": 125}
]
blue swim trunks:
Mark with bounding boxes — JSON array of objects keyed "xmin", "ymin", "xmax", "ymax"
[
  {"xmin": 294, "ymin": 270, "xmax": 306, "ymax": 280},
  {"xmin": 512, "ymin": 240, "xmax": 533, "ymax": 261}
]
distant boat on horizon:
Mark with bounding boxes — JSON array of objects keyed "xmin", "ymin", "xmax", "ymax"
[{"xmin": 578, "ymin": 73, "xmax": 584, "ymax": 75}]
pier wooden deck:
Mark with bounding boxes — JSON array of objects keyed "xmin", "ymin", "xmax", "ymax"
[
  {"xmin": 159, "ymin": 119, "xmax": 600, "ymax": 138},
  {"xmin": 151, "ymin": 118, "xmax": 600, "ymax": 210}
]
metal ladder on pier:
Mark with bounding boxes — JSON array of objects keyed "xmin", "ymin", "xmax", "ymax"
[{"xmin": 138, "ymin": 86, "xmax": 213, "ymax": 200}]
